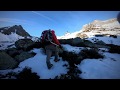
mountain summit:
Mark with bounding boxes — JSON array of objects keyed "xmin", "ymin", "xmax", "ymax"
[
  {"xmin": 0, "ymin": 25, "xmax": 31, "ymax": 37},
  {"xmin": 77, "ymin": 18, "xmax": 120, "ymax": 38},
  {"xmin": 58, "ymin": 18, "xmax": 120, "ymax": 39},
  {"xmin": 0, "ymin": 25, "xmax": 31, "ymax": 42}
]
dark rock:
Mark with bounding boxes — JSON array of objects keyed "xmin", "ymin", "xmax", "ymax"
[
  {"xmin": 16, "ymin": 67, "xmax": 40, "ymax": 79},
  {"xmin": 79, "ymin": 48, "xmax": 104, "ymax": 59},
  {"xmin": 5, "ymin": 48, "xmax": 20, "ymax": 58},
  {"xmin": 107, "ymin": 44, "xmax": 120, "ymax": 54},
  {"xmin": 14, "ymin": 51, "xmax": 36, "ymax": 62},
  {"xmin": 15, "ymin": 39, "xmax": 34, "ymax": 51},
  {"xmin": 0, "ymin": 25, "xmax": 31, "ymax": 37},
  {"xmin": 0, "ymin": 51, "xmax": 18, "ymax": 70},
  {"xmin": 117, "ymin": 12, "xmax": 120, "ymax": 23}
]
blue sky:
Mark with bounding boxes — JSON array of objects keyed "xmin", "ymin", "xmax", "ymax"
[{"xmin": 0, "ymin": 11, "xmax": 119, "ymax": 37}]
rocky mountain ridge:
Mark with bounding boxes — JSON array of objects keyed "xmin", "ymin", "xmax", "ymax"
[
  {"xmin": 76, "ymin": 18, "xmax": 120, "ymax": 38},
  {"xmin": 58, "ymin": 18, "xmax": 120, "ymax": 39}
]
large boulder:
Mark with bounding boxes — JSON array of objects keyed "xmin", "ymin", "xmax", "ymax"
[
  {"xmin": 14, "ymin": 51, "xmax": 36, "ymax": 62},
  {"xmin": 84, "ymin": 40, "xmax": 96, "ymax": 48},
  {"xmin": 71, "ymin": 37, "xmax": 84, "ymax": 45},
  {"xmin": 0, "ymin": 51, "xmax": 18, "ymax": 70},
  {"xmin": 59, "ymin": 39, "xmax": 73, "ymax": 45},
  {"xmin": 5, "ymin": 48, "xmax": 20, "ymax": 58},
  {"xmin": 0, "ymin": 25, "xmax": 31, "ymax": 37},
  {"xmin": 15, "ymin": 39, "xmax": 34, "ymax": 51}
]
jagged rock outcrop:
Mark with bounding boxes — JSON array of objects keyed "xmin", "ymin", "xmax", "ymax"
[
  {"xmin": 0, "ymin": 47, "xmax": 36, "ymax": 70},
  {"xmin": 15, "ymin": 39, "xmax": 34, "ymax": 51},
  {"xmin": 58, "ymin": 18, "xmax": 120, "ymax": 40},
  {"xmin": 0, "ymin": 25, "xmax": 31, "ymax": 37},
  {"xmin": 14, "ymin": 51, "xmax": 36, "ymax": 62},
  {"xmin": 76, "ymin": 33, "xmax": 88, "ymax": 39},
  {"xmin": 76, "ymin": 18, "xmax": 120, "ymax": 38},
  {"xmin": 0, "ymin": 51, "xmax": 18, "ymax": 70}
]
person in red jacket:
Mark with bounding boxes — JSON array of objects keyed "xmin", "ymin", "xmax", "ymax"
[{"xmin": 41, "ymin": 29, "xmax": 62, "ymax": 69}]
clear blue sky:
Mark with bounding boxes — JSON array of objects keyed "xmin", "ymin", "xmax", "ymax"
[{"xmin": 0, "ymin": 11, "xmax": 119, "ymax": 37}]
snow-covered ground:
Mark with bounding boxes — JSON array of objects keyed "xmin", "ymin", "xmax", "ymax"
[
  {"xmin": 78, "ymin": 52, "xmax": 120, "ymax": 79},
  {"xmin": 0, "ymin": 44, "xmax": 120, "ymax": 79},
  {"xmin": 86, "ymin": 36, "xmax": 120, "ymax": 46}
]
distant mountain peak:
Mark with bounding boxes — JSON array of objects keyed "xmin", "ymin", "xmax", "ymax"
[
  {"xmin": 94, "ymin": 20, "xmax": 100, "ymax": 22},
  {"xmin": 0, "ymin": 25, "xmax": 31, "ymax": 37},
  {"xmin": 91, "ymin": 18, "xmax": 118, "ymax": 26},
  {"xmin": 65, "ymin": 31, "xmax": 71, "ymax": 36},
  {"xmin": 0, "ymin": 25, "xmax": 32, "ymax": 42},
  {"xmin": 58, "ymin": 18, "xmax": 120, "ymax": 39},
  {"xmin": 76, "ymin": 18, "xmax": 120, "ymax": 38}
]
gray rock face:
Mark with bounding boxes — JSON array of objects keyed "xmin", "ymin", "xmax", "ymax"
[
  {"xmin": 0, "ymin": 51, "xmax": 18, "ymax": 70},
  {"xmin": 0, "ymin": 25, "xmax": 31, "ymax": 37},
  {"xmin": 15, "ymin": 39, "xmax": 34, "ymax": 51},
  {"xmin": 15, "ymin": 51, "xmax": 35, "ymax": 62},
  {"xmin": 72, "ymin": 37, "xmax": 84, "ymax": 45}
]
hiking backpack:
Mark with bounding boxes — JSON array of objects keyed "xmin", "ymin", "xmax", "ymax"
[{"xmin": 40, "ymin": 30, "xmax": 53, "ymax": 46}]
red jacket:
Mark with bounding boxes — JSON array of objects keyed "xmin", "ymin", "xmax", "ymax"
[{"xmin": 51, "ymin": 30, "xmax": 60, "ymax": 45}]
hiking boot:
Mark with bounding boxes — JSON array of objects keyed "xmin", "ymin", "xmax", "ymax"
[
  {"xmin": 54, "ymin": 59, "xmax": 60, "ymax": 62},
  {"xmin": 47, "ymin": 63, "xmax": 53, "ymax": 69}
]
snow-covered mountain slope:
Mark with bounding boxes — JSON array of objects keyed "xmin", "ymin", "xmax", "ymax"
[
  {"xmin": 0, "ymin": 25, "xmax": 41, "ymax": 50},
  {"xmin": 0, "ymin": 32, "xmax": 25, "ymax": 42},
  {"xmin": 57, "ymin": 30, "xmax": 82, "ymax": 39},
  {"xmin": 57, "ymin": 18, "xmax": 120, "ymax": 39},
  {"xmin": 79, "ymin": 18, "xmax": 120, "ymax": 38},
  {"xmin": 0, "ymin": 25, "xmax": 31, "ymax": 42},
  {"xmin": 31, "ymin": 36, "xmax": 40, "ymax": 42}
]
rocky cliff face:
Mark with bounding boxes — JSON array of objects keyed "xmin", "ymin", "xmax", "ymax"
[
  {"xmin": 58, "ymin": 18, "xmax": 120, "ymax": 39},
  {"xmin": 0, "ymin": 25, "xmax": 31, "ymax": 37},
  {"xmin": 76, "ymin": 18, "xmax": 120, "ymax": 38}
]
